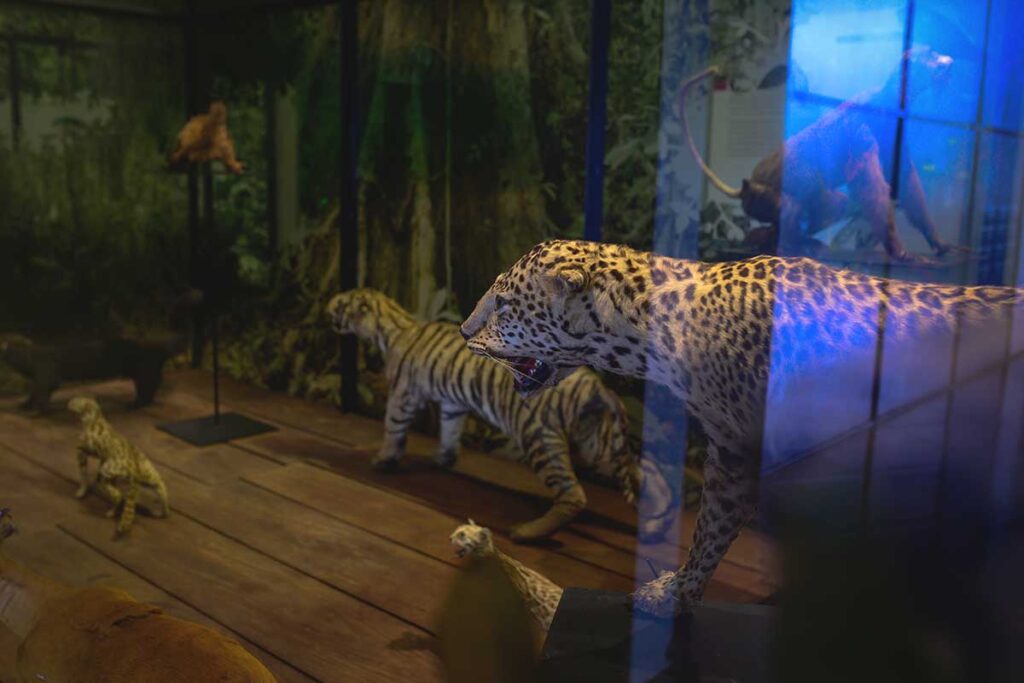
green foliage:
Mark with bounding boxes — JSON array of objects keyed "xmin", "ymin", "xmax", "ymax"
[
  {"xmin": 602, "ymin": 0, "xmax": 665, "ymax": 249},
  {"xmin": 0, "ymin": 8, "xmax": 188, "ymax": 337}
]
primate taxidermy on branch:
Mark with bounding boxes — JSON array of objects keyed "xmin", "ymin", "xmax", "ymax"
[
  {"xmin": 679, "ymin": 47, "xmax": 968, "ymax": 263},
  {"xmin": 168, "ymin": 101, "xmax": 245, "ymax": 175}
]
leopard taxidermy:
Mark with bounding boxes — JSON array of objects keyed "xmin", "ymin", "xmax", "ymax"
[
  {"xmin": 169, "ymin": 101, "xmax": 244, "ymax": 175},
  {"xmin": 680, "ymin": 47, "xmax": 966, "ymax": 262},
  {"xmin": 461, "ymin": 239, "xmax": 1023, "ymax": 616},
  {"xmin": 450, "ymin": 520, "xmax": 563, "ymax": 633},
  {"xmin": 327, "ymin": 288, "xmax": 674, "ymax": 542},
  {"xmin": 68, "ymin": 397, "xmax": 169, "ymax": 536}
]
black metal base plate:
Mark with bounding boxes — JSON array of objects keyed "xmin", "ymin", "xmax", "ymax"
[
  {"xmin": 539, "ymin": 588, "xmax": 775, "ymax": 682},
  {"xmin": 157, "ymin": 412, "xmax": 275, "ymax": 446}
]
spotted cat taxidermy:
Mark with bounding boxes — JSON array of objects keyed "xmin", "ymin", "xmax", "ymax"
[
  {"xmin": 168, "ymin": 101, "xmax": 244, "ymax": 174},
  {"xmin": 462, "ymin": 239, "xmax": 1024, "ymax": 616},
  {"xmin": 68, "ymin": 397, "xmax": 169, "ymax": 536},
  {"xmin": 450, "ymin": 521, "xmax": 563, "ymax": 633},
  {"xmin": 327, "ymin": 288, "xmax": 675, "ymax": 542}
]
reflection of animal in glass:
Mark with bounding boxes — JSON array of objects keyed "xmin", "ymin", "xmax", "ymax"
[
  {"xmin": 168, "ymin": 101, "xmax": 245, "ymax": 174},
  {"xmin": 462, "ymin": 240, "xmax": 1023, "ymax": 615},
  {"xmin": 680, "ymin": 48, "xmax": 965, "ymax": 262},
  {"xmin": 69, "ymin": 397, "xmax": 169, "ymax": 536},
  {"xmin": 327, "ymin": 288, "xmax": 675, "ymax": 542}
]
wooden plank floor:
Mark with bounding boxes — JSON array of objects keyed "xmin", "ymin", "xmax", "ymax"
[{"xmin": 0, "ymin": 370, "xmax": 776, "ymax": 682}]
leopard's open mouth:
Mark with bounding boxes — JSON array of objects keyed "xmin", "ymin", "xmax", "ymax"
[
  {"xmin": 503, "ymin": 356, "xmax": 556, "ymax": 395},
  {"xmin": 453, "ymin": 544, "xmax": 468, "ymax": 558}
]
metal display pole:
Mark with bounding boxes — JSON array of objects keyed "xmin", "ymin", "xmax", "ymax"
[
  {"xmin": 338, "ymin": 0, "xmax": 360, "ymax": 412},
  {"xmin": 158, "ymin": 163, "xmax": 275, "ymax": 446},
  {"xmin": 157, "ymin": 2, "xmax": 273, "ymax": 446}
]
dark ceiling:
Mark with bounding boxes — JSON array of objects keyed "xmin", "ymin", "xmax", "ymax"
[{"xmin": 17, "ymin": 0, "xmax": 329, "ymax": 20}]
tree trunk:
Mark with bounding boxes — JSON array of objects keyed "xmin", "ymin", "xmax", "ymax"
[
  {"xmin": 357, "ymin": 0, "xmax": 549, "ymax": 317},
  {"xmin": 450, "ymin": 0, "xmax": 549, "ymax": 312},
  {"xmin": 358, "ymin": 0, "xmax": 442, "ymax": 318}
]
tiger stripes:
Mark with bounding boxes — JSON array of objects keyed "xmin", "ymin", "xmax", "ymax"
[{"xmin": 327, "ymin": 288, "xmax": 674, "ymax": 542}]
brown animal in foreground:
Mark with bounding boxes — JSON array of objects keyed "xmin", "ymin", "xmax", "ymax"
[
  {"xmin": 169, "ymin": 101, "xmax": 245, "ymax": 174},
  {"xmin": 0, "ymin": 511, "xmax": 276, "ymax": 683},
  {"xmin": 680, "ymin": 49, "xmax": 967, "ymax": 263}
]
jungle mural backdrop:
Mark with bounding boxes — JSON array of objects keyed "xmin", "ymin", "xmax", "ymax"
[{"xmin": 0, "ymin": 0, "xmax": 790, "ymax": 497}]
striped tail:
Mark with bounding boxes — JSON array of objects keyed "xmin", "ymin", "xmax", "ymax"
[{"xmin": 117, "ymin": 477, "xmax": 139, "ymax": 535}]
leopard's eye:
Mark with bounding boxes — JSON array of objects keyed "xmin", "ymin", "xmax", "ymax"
[{"xmin": 495, "ymin": 294, "xmax": 510, "ymax": 311}]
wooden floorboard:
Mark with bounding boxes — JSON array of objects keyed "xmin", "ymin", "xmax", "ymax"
[
  {"xmin": 38, "ymin": 408, "xmax": 460, "ymax": 632},
  {"xmin": 245, "ymin": 461, "xmax": 632, "ymax": 593},
  {"xmin": 0, "ymin": 424, "xmax": 442, "ymax": 683},
  {"xmin": 164, "ymin": 370, "xmax": 777, "ymax": 584},
  {"xmin": 0, "ymin": 443, "xmax": 313, "ymax": 683},
  {"xmin": 0, "ymin": 369, "xmax": 777, "ymax": 681}
]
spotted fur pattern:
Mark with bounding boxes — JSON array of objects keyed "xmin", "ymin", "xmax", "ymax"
[
  {"xmin": 450, "ymin": 521, "xmax": 563, "ymax": 632},
  {"xmin": 327, "ymin": 288, "xmax": 674, "ymax": 542},
  {"xmin": 461, "ymin": 239, "xmax": 1023, "ymax": 615},
  {"xmin": 68, "ymin": 397, "xmax": 169, "ymax": 536}
]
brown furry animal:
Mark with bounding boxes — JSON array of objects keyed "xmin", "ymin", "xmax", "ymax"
[
  {"xmin": 680, "ymin": 48, "xmax": 966, "ymax": 263},
  {"xmin": 0, "ymin": 510, "xmax": 277, "ymax": 682},
  {"xmin": 169, "ymin": 101, "xmax": 244, "ymax": 175}
]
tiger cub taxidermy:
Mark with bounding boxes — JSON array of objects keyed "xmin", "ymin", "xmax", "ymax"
[
  {"xmin": 327, "ymin": 288, "xmax": 675, "ymax": 542},
  {"xmin": 680, "ymin": 48, "xmax": 967, "ymax": 262},
  {"xmin": 169, "ymin": 101, "xmax": 245, "ymax": 175},
  {"xmin": 68, "ymin": 397, "xmax": 169, "ymax": 536}
]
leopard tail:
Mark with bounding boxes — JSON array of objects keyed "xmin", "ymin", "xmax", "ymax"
[{"xmin": 118, "ymin": 476, "xmax": 139, "ymax": 535}]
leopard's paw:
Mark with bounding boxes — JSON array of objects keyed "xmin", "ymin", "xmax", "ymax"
[{"xmin": 632, "ymin": 571, "xmax": 685, "ymax": 618}]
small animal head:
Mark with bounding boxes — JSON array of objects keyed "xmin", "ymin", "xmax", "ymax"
[
  {"xmin": 884, "ymin": 45, "xmax": 955, "ymax": 107},
  {"xmin": 208, "ymin": 101, "xmax": 228, "ymax": 123},
  {"xmin": 326, "ymin": 288, "xmax": 403, "ymax": 341},
  {"xmin": 0, "ymin": 508, "xmax": 15, "ymax": 544},
  {"xmin": 461, "ymin": 240, "xmax": 622, "ymax": 396},
  {"xmin": 67, "ymin": 396, "xmax": 102, "ymax": 421},
  {"xmin": 450, "ymin": 520, "xmax": 495, "ymax": 559}
]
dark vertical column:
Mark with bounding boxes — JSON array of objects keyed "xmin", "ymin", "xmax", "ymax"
[
  {"xmin": 8, "ymin": 38, "xmax": 21, "ymax": 147},
  {"xmin": 184, "ymin": 1, "xmax": 203, "ymax": 368},
  {"xmin": 583, "ymin": 0, "xmax": 612, "ymax": 242},
  {"xmin": 202, "ymin": 163, "xmax": 220, "ymax": 419},
  {"xmin": 265, "ymin": 81, "xmax": 279, "ymax": 259},
  {"xmin": 888, "ymin": 0, "xmax": 916, "ymax": 200},
  {"xmin": 339, "ymin": 0, "xmax": 360, "ymax": 412},
  {"xmin": 861, "ymin": 0, "xmax": 916, "ymax": 530}
]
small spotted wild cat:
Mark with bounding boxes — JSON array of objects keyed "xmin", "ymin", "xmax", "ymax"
[{"xmin": 68, "ymin": 397, "xmax": 169, "ymax": 535}]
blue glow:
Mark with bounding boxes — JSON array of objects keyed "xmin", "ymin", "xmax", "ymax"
[
  {"xmin": 906, "ymin": 1, "xmax": 984, "ymax": 123},
  {"xmin": 788, "ymin": 0, "xmax": 906, "ymax": 105},
  {"xmin": 983, "ymin": 0, "xmax": 1024, "ymax": 131}
]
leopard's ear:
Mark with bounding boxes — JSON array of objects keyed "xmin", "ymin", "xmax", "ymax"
[
  {"xmin": 467, "ymin": 518, "xmax": 475, "ymax": 526},
  {"xmin": 546, "ymin": 264, "xmax": 590, "ymax": 295}
]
